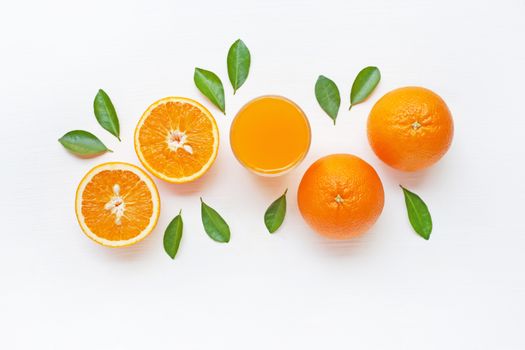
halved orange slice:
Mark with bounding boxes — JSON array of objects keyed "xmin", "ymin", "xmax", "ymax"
[
  {"xmin": 75, "ymin": 162, "xmax": 160, "ymax": 247},
  {"xmin": 134, "ymin": 97, "xmax": 219, "ymax": 183}
]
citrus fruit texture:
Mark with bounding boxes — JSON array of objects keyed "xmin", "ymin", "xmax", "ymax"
[
  {"xmin": 134, "ymin": 97, "xmax": 219, "ymax": 183},
  {"xmin": 297, "ymin": 154, "xmax": 384, "ymax": 239},
  {"xmin": 367, "ymin": 86, "xmax": 453, "ymax": 172},
  {"xmin": 75, "ymin": 162, "xmax": 160, "ymax": 247}
]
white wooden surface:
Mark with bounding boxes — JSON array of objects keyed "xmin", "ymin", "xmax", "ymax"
[{"xmin": 1, "ymin": 0, "xmax": 524, "ymax": 349}]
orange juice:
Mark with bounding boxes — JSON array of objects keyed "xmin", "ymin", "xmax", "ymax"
[{"xmin": 230, "ymin": 96, "xmax": 311, "ymax": 175}]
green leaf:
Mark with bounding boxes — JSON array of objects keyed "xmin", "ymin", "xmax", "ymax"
[
  {"xmin": 58, "ymin": 130, "xmax": 112, "ymax": 156},
  {"xmin": 194, "ymin": 68, "xmax": 226, "ymax": 114},
  {"xmin": 349, "ymin": 66, "xmax": 381, "ymax": 110},
  {"xmin": 94, "ymin": 89, "xmax": 120, "ymax": 141},
  {"xmin": 200, "ymin": 198, "xmax": 230, "ymax": 243},
  {"xmin": 401, "ymin": 185, "xmax": 433, "ymax": 240},
  {"xmin": 163, "ymin": 210, "xmax": 183, "ymax": 259},
  {"xmin": 264, "ymin": 189, "xmax": 287, "ymax": 233},
  {"xmin": 315, "ymin": 75, "xmax": 341, "ymax": 124},
  {"xmin": 227, "ymin": 39, "xmax": 251, "ymax": 94}
]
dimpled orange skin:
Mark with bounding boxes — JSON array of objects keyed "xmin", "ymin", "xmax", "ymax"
[
  {"xmin": 367, "ymin": 87, "xmax": 454, "ymax": 172},
  {"xmin": 297, "ymin": 154, "xmax": 384, "ymax": 240}
]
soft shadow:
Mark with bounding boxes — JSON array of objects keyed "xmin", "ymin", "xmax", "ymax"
[
  {"xmin": 312, "ymin": 230, "xmax": 379, "ymax": 258},
  {"xmin": 85, "ymin": 229, "xmax": 159, "ymax": 263},
  {"xmin": 156, "ymin": 152, "xmax": 225, "ymax": 196},
  {"xmin": 246, "ymin": 170, "xmax": 292, "ymax": 195},
  {"xmin": 376, "ymin": 161, "xmax": 432, "ymax": 188},
  {"xmin": 291, "ymin": 217, "xmax": 378, "ymax": 258},
  {"xmin": 377, "ymin": 156, "xmax": 453, "ymax": 190}
]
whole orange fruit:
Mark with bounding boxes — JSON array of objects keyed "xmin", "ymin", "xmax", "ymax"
[
  {"xmin": 297, "ymin": 154, "xmax": 384, "ymax": 239},
  {"xmin": 367, "ymin": 86, "xmax": 454, "ymax": 172}
]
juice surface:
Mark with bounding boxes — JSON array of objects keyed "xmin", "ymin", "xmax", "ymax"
[{"xmin": 230, "ymin": 96, "xmax": 311, "ymax": 175}]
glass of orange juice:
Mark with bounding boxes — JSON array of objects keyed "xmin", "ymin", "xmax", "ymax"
[{"xmin": 230, "ymin": 95, "xmax": 311, "ymax": 176}]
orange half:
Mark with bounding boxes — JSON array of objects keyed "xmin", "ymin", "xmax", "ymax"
[
  {"xmin": 134, "ymin": 97, "xmax": 219, "ymax": 183},
  {"xmin": 75, "ymin": 162, "xmax": 160, "ymax": 247}
]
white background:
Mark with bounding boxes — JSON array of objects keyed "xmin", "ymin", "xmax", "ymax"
[{"xmin": 1, "ymin": 0, "xmax": 524, "ymax": 349}]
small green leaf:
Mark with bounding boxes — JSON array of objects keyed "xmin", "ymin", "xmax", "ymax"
[
  {"xmin": 194, "ymin": 68, "xmax": 225, "ymax": 114},
  {"xmin": 227, "ymin": 39, "xmax": 251, "ymax": 94},
  {"xmin": 163, "ymin": 210, "xmax": 183, "ymax": 259},
  {"xmin": 58, "ymin": 130, "xmax": 112, "ymax": 156},
  {"xmin": 401, "ymin": 185, "xmax": 433, "ymax": 240},
  {"xmin": 94, "ymin": 89, "xmax": 120, "ymax": 141},
  {"xmin": 264, "ymin": 189, "xmax": 287, "ymax": 234},
  {"xmin": 200, "ymin": 198, "xmax": 230, "ymax": 243},
  {"xmin": 315, "ymin": 75, "xmax": 341, "ymax": 124},
  {"xmin": 349, "ymin": 66, "xmax": 381, "ymax": 110}
]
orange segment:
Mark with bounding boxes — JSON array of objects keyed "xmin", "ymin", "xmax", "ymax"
[
  {"xmin": 134, "ymin": 97, "xmax": 219, "ymax": 183},
  {"xmin": 75, "ymin": 162, "xmax": 160, "ymax": 247}
]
